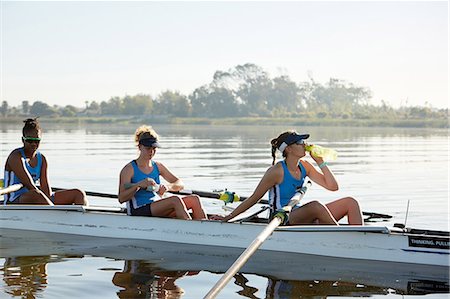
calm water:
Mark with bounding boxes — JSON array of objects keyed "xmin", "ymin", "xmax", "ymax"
[{"xmin": 0, "ymin": 123, "xmax": 449, "ymax": 298}]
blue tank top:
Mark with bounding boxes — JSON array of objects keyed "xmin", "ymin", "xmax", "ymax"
[
  {"xmin": 268, "ymin": 160, "xmax": 306, "ymax": 212},
  {"xmin": 3, "ymin": 148, "xmax": 42, "ymax": 204},
  {"xmin": 128, "ymin": 160, "xmax": 161, "ymax": 210}
]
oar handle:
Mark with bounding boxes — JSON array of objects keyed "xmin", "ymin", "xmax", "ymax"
[
  {"xmin": 0, "ymin": 183, "xmax": 23, "ymax": 196},
  {"xmin": 204, "ymin": 182, "xmax": 311, "ymax": 299},
  {"xmin": 204, "ymin": 218, "xmax": 282, "ymax": 299},
  {"xmin": 173, "ymin": 189, "xmax": 249, "ymax": 202}
]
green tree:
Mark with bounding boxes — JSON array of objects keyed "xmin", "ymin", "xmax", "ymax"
[
  {"xmin": 1, "ymin": 101, "xmax": 8, "ymax": 116},
  {"xmin": 190, "ymin": 86, "xmax": 210, "ymax": 116},
  {"xmin": 267, "ymin": 75, "xmax": 303, "ymax": 113},
  {"xmin": 155, "ymin": 90, "xmax": 190, "ymax": 117},
  {"xmin": 306, "ymin": 78, "xmax": 372, "ymax": 118},
  {"xmin": 122, "ymin": 94, "xmax": 153, "ymax": 115},
  {"xmin": 232, "ymin": 64, "xmax": 272, "ymax": 116},
  {"xmin": 22, "ymin": 101, "xmax": 30, "ymax": 114},
  {"xmin": 86, "ymin": 101, "xmax": 101, "ymax": 115},
  {"xmin": 211, "ymin": 63, "xmax": 272, "ymax": 116},
  {"xmin": 30, "ymin": 101, "xmax": 55, "ymax": 116},
  {"xmin": 61, "ymin": 105, "xmax": 78, "ymax": 117},
  {"xmin": 189, "ymin": 86, "xmax": 238, "ymax": 117},
  {"xmin": 100, "ymin": 97, "xmax": 123, "ymax": 115}
]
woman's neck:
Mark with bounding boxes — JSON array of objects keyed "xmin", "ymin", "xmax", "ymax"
[
  {"xmin": 22, "ymin": 147, "xmax": 37, "ymax": 159},
  {"xmin": 285, "ymin": 156, "xmax": 300, "ymax": 171},
  {"xmin": 136, "ymin": 155, "xmax": 151, "ymax": 166}
]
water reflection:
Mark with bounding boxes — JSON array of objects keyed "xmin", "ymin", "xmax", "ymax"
[
  {"xmin": 112, "ymin": 260, "xmax": 198, "ymax": 299},
  {"xmin": 265, "ymin": 278, "xmax": 389, "ymax": 298},
  {"xmin": 2, "ymin": 256, "xmax": 50, "ymax": 299},
  {"xmin": 1, "ymin": 253, "xmax": 448, "ymax": 299}
]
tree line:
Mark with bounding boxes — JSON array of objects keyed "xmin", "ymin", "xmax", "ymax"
[{"xmin": 1, "ymin": 63, "xmax": 447, "ymax": 120}]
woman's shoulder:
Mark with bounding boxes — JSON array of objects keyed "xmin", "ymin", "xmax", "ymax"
[
  {"xmin": 121, "ymin": 161, "xmax": 135, "ymax": 172},
  {"xmin": 153, "ymin": 160, "xmax": 164, "ymax": 169},
  {"xmin": 263, "ymin": 162, "xmax": 284, "ymax": 185},
  {"xmin": 299, "ymin": 159, "xmax": 313, "ymax": 172},
  {"xmin": 6, "ymin": 148, "xmax": 23, "ymax": 161},
  {"xmin": 266, "ymin": 162, "xmax": 284, "ymax": 176}
]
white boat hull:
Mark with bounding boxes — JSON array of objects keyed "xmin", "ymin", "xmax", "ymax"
[{"xmin": 0, "ymin": 205, "xmax": 448, "ymax": 267}]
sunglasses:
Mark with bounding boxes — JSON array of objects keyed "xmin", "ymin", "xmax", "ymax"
[
  {"xmin": 294, "ymin": 140, "xmax": 305, "ymax": 145},
  {"xmin": 144, "ymin": 146, "xmax": 157, "ymax": 150},
  {"xmin": 22, "ymin": 137, "xmax": 41, "ymax": 144}
]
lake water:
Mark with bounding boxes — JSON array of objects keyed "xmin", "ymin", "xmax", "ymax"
[{"xmin": 0, "ymin": 123, "xmax": 449, "ymax": 298}]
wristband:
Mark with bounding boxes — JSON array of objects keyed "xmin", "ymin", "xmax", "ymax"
[{"xmin": 319, "ymin": 161, "xmax": 328, "ymax": 169}]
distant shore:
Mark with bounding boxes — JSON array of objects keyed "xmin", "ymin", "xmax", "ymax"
[{"xmin": 0, "ymin": 115, "xmax": 448, "ymax": 128}]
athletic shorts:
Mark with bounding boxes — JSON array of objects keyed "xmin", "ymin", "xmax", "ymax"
[{"xmin": 129, "ymin": 203, "xmax": 153, "ymax": 216}]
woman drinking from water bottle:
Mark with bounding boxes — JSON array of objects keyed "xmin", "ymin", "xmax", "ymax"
[
  {"xmin": 211, "ymin": 130, "xmax": 363, "ymax": 225},
  {"xmin": 118, "ymin": 125, "xmax": 207, "ymax": 220}
]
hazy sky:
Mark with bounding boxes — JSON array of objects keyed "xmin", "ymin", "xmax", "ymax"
[{"xmin": 2, "ymin": 1, "xmax": 448, "ymax": 108}]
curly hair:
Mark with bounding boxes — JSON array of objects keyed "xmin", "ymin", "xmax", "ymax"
[{"xmin": 134, "ymin": 125, "xmax": 159, "ymax": 145}]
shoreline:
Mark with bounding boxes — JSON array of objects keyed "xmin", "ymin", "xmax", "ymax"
[{"xmin": 0, "ymin": 115, "xmax": 448, "ymax": 128}]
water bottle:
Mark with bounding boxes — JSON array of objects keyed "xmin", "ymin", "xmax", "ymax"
[
  {"xmin": 305, "ymin": 144, "xmax": 338, "ymax": 161},
  {"xmin": 146, "ymin": 184, "xmax": 160, "ymax": 192},
  {"xmin": 125, "ymin": 183, "xmax": 160, "ymax": 192}
]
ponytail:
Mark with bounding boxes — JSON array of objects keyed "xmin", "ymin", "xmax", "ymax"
[{"xmin": 270, "ymin": 138, "xmax": 278, "ymax": 165}]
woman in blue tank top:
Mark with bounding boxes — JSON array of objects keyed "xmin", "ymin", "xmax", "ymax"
[
  {"xmin": 118, "ymin": 125, "xmax": 208, "ymax": 219},
  {"xmin": 3, "ymin": 118, "xmax": 87, "ymax": 205},
  {"xmin": 212, "ymin": 130, "xmax": 363, "ymax": 225}
]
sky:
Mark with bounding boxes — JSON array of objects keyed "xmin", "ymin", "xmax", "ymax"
[{"xmin": 1, "ymin": 1, "xmax": 448, "ymax": 109}]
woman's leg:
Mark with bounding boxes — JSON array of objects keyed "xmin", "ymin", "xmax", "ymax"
[
  {"xmin": 150, "ymin": 196, "xmax": 191, "ymax": 220},
  {"xmin": 16, "ymin": 189, "xmax": 53, "ymax": 205},
  {"xmin": 326, "ymin": 197, "xmax": 363, "ymax": 225},
  {"xmin": 182, "ymin": 195, "xmax": 207, "ymax": 220},
  {"xmin": 53, "ymin": 189, "xmax": 88, "ymax": 205},
  {"xmin": 288, "ymin": 201, "xmax": 338, "ymax": 225}
]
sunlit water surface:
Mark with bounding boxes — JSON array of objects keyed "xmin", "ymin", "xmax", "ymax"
[{"xmin": 0, "ymin": 123, "xmax": 448, "ymax": 298}]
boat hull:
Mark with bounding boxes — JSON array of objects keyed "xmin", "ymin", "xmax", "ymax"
[
  {"xmin": 0, "ymin": 205, "xmax": 448, "ymax": 267},
  {"xmin": 1, "ymin": 228, "xmax": 448, "ymax": 295}
]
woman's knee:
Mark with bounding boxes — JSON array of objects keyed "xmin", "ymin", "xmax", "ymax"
[
  {"xmin": 188, "ymin": 195, "xmax": 202, "ymax": 205},
  {"xmin": 307, "ymin": 200, "xmax": 327, "ymax": 211},
  {"xmin": 343, "ymin": 197, "xmax": 360, "ymax": 209},
  {"xmin": 74, "ymin": 189, "xmax": 87, "ymax": 205},
  {"xmin": 167, "ymin": 196, "xmax": 186, "ymax": 208}
]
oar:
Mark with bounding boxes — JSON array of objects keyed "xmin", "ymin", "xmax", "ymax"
[
  {"xmin": 51, "ymin": 187, "xmax": 392, "ymax": 220},
  {"xmin": 0, "ymin": 183, "xmax": 23, "ymax": 195},
  {"xmin": 52, "ymin": 187, "xmax": 118, "ymax": 199},
  {"xmin": 204, "ymin": 182, "xmax": 312, "ymax": 299},
  {"xmin": 172, "ymin": 189, "xmax": 393, "ymax": 220}
]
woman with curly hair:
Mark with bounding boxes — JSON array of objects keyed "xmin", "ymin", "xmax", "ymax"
[{"xmin": 118, "ymin": 125, "xmax": 207, "ymax": 220}]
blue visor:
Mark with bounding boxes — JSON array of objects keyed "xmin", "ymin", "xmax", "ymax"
[
  {"xmin": 139, "ymin": 137, "xmax": 161, "ymax": 148},
  {"xmin": 278, "ymin": 132, "xmax": 309, "ymax": 152},
  {"xmin": 284, "ymin": 133, "xmax": 310, "ymax": 146}
]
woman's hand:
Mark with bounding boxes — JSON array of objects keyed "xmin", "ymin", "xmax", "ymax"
[
  {"xmin": 157, "ymin": 184, "xmax": 167, "ymax": 196},
  {"xmin": 139, "ymin": 178, "xmax": 157, "ymax": 189},
  {"xmin": 306, "ymin": 144, "xmax": 325, "ymax": 166}
]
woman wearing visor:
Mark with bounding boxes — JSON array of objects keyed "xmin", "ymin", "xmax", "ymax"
[
  {"xmin": 118, "ymin": 125, "xmax": 207, "ymax": 220},
  {"xmin": 3, "ymin": 118, "xmax": 87, "ymax": 205},
  {"xmin": 212, "ymin": 130, "xmax": 363, "ymax": 225}
]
